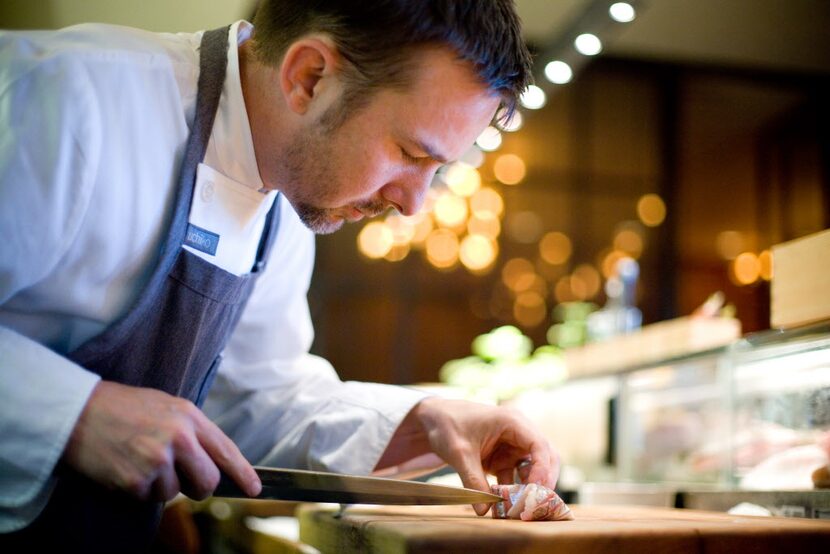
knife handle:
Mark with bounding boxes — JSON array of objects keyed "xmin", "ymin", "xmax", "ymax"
[{"xmin": 213, "ymin": 472, "xmax": 249, "ymax": 499}]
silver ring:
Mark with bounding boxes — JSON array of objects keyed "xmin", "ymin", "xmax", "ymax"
[{"xmin": 516, "ymin": 458, "xmax": 532, "ymax": 470}]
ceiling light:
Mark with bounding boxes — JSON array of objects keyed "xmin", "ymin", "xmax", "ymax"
[
  {"xmin": 544, "ymin": 60, "xmax": 573, "ymax": 84},
  {"xmin": 574, "ymin": 33, "xmax": 602, "ymax": 56},
  {"xmin": 609, "ymin": 2, "xmax": 636, "ymax": 23}
]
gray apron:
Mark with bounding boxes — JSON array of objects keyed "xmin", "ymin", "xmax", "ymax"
[{"xmin": 4, "ymin": 26, "xmax": 281, "ymax": 552}]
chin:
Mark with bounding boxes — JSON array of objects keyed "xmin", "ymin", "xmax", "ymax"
[
  {"xmin": 289, "ymin": 199, "xmax": 345, "ymax": 235},
  {"xmin": 313, "ymin": 220, "xmax": 345, "ymax": 235},
  {"xmin": 301, "ymin": 213, "xmax": 345, "ymax": 235}
]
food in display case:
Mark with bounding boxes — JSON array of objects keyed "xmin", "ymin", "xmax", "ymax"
[
  {"xmin": 740, "ymin": 442, "xmax": 828, "ymax": 490},
  {"xmin": 689, "ymin": 420, "xmax": 817, "ymax": 475}
]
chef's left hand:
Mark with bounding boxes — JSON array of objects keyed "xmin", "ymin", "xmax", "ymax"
[{"xmin": 376, "ymin": 397, "xmax": 560, "ymax": 516}]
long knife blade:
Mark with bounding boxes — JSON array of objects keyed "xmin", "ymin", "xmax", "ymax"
[{"xmin": 214, "ymin": 466, "xmax": 502, "ymax": 505}]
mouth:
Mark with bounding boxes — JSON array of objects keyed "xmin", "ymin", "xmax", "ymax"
[{"xmin": 344, "ymin": 206, "xmax": 365, "ymax": 222}]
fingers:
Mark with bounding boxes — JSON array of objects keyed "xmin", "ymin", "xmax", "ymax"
[
  {"xmin": 193, "ymin": 411, "xmax": 261, "ymax": 498},
  {"xmin": 524, "ymin": 442, "xmax": 556, "ymax": 488},
  {"xmin": 65, "ymin": 382, "xmax": 260, "ymax": 503},
  {"xmin": 454, "ymin": 450, "xmax": 492, "ymax": 516},
  {"xmin": 515, "ymin": 458, "xmax": 532, "ymax": 483},
  {"xmin": 168, "ymin": 401, "xmax": 260, "ymax": 499},
  {"xmin": 504, "ymin": 417, "xmax": 559, "ymax": 489},
  {"xmin": 150, "ymin": 462, "xmax": 181, "ymax": 502},
  {"xmin": 496, "ymin": 468, "xmax": 514, "ymax": 484},
  {"xmin": 172, "ymin": 432, "xmax": 221, "ymax": 500}
]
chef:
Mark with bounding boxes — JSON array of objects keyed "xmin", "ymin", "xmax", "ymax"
[{"xmin": 0, "ymin": 1, "xmax": 559, "ymax": 550}]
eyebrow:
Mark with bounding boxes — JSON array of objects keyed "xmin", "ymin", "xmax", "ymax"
[{"xmin": 413, "ymin": 139, "xmax": 452, "ymax": 165}]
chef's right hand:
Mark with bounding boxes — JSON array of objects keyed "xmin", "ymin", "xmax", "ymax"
[{"xmin": 62, "ymin": 380, "xmax": 261, "ymax": 502}]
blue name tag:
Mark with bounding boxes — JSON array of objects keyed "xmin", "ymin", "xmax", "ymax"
[{"xmin": 184, "ymin": 224, "xmax": 219, "ymax": 256}]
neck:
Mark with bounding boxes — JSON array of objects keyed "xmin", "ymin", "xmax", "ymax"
[{"xmin": 238, "ymin": 41, "xmax": 289, "ymax": 192}]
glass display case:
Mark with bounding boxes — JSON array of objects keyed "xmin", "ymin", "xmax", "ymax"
[
  {"xmin": 617, "ymin": 348, "xmax": 730, "ymax": 485},
  {"xmin": 615, "ymin": 322, "xmax": 830, "ymax": 488},
  {"xmin": 729, "ymin": 324, "xmax": 830, "ymax": 489}
]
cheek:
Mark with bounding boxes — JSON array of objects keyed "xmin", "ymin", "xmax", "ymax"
[
  {"xmin": 324, "ymin": 122, "xmax": 400, "ymax": 202},
  {"xmin": 342, "ymin": 151, "xmax": 398, "ymax": 199}
]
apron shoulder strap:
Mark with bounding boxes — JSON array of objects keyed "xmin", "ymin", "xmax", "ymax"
[{"xmin": 159, "ymin": 26, "xmax": 231, "ymax": 263}]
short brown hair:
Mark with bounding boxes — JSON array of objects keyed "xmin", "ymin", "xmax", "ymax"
[{"xmin": 252, "ymin": 0, "xmax": 532, "ymax": 119}]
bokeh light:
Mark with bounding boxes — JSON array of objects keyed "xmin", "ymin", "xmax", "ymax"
[
  {"xmin": 554, "ymin": 275, "xmax": 575, "ymax": 303},
  {"xmin": 637, "ymin": 193, "xmax": 666, "ymax": 227},
  {"xmin": 495, "ymin": 108, "xmax": 523, "ymax": 132},
  {"xmin": 519, "ymin": 85, "xmax": 547, "ymax": 110},
  {"xmin": 601, "ymin": 249, "xmax": 627, "ymax": 279},
  {"xmin": 476, "ymin": 126, "xmax": 503, "ymax": 151},
  {"xmin": 459, "ymin": 144, "xmax": 485, "ymax": 168},
  {"xmin": 513, "ymin": 291, "xmax": 547, "ymax": 328},
  {"xmin": 573, "ymin": 263, "xmax": 602, "ymax": 299},
  {"xmin": 575, "ymin": 33, "xmax": 602, "ymax": 56},
  {"xmin": 433, "ymin": 192, "xmax": 468, "ymax": 228},
  {"xmin": 535, "ymin": 256, "xmax": 566, "ymax": 283},
  {"xmin": 716, "ymin": 230, "xmax": 745, "ymax": 260},
  {"xmin": 609, "ymin": 2, "xmax": 636, "ymax": 23},
  {"xmin": 513, "ymin": 272, "xmax": 546, "ymax": 295},
  {"xmin": 470, "ymin": 187, "xmax": 504, "ymax": 219},
  {"xmin": 731, "ymin": 252, "xmax": 761, "ymax": 285},
  {"xmin": 409, "ymin": 213, "xmax": 433, "ymax": 248},
  {"xmin": 444, "ymin": 162, "xmax": 481, "ymax": 197},
  {"xmin": 384, "ymin": 243, "xmax": 410, "ymax": 262},
  {"xmin": 385, "ymin": 213, "xmax": 416, "ymax": 245},
  {"xmin": 502, "ymin": 258, "xmax": 535, "ymax": 291},
  {"xmin": 459, "ymin": 234, "xmax": 498, "ymax": 272},
  {"xmin": 544, "ymin": 60, "xmax": 573, "ymax": 84},
  {"xmin": 493, "ymin": 154, "xmax": 527, "ymax": 185},
  {"xmin": 425, "ymin": 229, "xmax": 460, "ymax": 269},
  {"xmin": 467, "ymin": 215, "xmax": 501, "ymax": 239},
  {"xmin": 539, "ymin": 231, "xmax": 572, "ymax": 265},
  {"xmin": 758, "ymin": 249, "xmax": 773, "ymax": 281},
  {"xmin": 357, "ymin": 222, "xmax": 394, "ymax": 259},
  {"xmin": 569, "ymin": 272, "xmax": 589, "ymax": 300},
  {"xmin": 614, "ymin": 227, "xmax": 644, "ymax": 258},
  {"xmin": 506, "ymin": 211, "xmax": 543, "ymax": 244}
]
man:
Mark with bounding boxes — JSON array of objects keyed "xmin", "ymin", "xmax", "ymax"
[{"xmin": 0, "ymin": 1, "xmax": 559, "ymax": 549}]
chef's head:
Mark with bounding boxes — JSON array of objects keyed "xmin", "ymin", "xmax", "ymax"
[{"xmin": 247, "ymin": 0, "xmax": 532, "ymax": 233}]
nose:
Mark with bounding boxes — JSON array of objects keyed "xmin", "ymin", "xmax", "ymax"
[{"xmin": 381, "ymin": 169, "xmax": 436, "ymax": 216}]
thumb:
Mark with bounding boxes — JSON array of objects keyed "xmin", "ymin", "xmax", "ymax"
[{"xmin": 455, "ymin": 456, "xmax": 492, "ymax": 516}]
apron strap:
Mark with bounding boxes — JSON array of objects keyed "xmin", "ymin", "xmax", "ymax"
[{"xmin": 158, "ymin": 26, "xmax": 231, "ymax": 265}]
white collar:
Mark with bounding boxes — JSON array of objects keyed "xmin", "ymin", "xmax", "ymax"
[{"xmin": 206, "ymin": 20, "xmax": 265, "ymax": 193}]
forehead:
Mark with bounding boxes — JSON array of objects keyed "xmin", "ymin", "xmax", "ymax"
[{"xmin": 380, "ymin": 47, "xmax": 500, "ymax": 159}]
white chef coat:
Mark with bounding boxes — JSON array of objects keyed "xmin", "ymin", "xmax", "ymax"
[{"xmin": 0, "ymin": 21, "xmax": 428, "ymax": 532}]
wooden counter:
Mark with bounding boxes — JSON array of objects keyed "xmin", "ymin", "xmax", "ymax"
[{"xmin": 298, "ymin": 503, "xmax": 830, "ymax": 553}]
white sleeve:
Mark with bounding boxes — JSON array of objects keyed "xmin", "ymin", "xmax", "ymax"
[
  {"xmin": 202, "ymin": 200, "xmax": 429, "ymax": 475},
  {"xmin": 0, "ymin": 39, "xmax": 102, "ymax": 531}
]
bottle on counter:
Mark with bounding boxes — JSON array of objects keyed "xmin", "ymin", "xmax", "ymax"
[{"xmin": 586, "ymin": 257, "xmax": 642, "ymax": 342}]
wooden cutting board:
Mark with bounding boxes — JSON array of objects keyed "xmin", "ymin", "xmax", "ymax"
[{"xmin": 298, "ymin": 503, "xmax": 830, "ymax": 553}]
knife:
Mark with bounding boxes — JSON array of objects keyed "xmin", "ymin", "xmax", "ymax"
[{"xmin": 214, "ymin": 466, "xmax": 502, "ymax": 505}]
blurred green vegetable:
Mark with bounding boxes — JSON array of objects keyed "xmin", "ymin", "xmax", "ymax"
[
  {"xmin": 439, "ymin": 326, "xmax": 567, "ymax": 401},
  {"xmin": 471, "ymin": 325, "xmax": 532, "ymax": 361}
]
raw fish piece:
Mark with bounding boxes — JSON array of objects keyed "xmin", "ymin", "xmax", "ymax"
[{"xmin": 491, "ymin": 483, "xmax": 574, "ymax": 521}]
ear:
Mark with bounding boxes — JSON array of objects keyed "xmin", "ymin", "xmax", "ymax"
[{"xmin": 279, "ymin": 37, "xmax": 340, "ymax": 115}]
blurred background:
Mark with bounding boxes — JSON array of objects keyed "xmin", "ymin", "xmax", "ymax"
[{"xmin": 2, "ymin": 0, "xmax": 828, "ymax": 385}]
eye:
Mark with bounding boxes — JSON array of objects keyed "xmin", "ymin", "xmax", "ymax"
[{"xmin": 400, "ymin": 148, "xmax": 423, "ymax": 164}]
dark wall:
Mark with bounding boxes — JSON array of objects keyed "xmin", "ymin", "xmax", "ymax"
[{"xmin": 309, "ymin": 57, "xmax": 829, "ymax": 385}]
